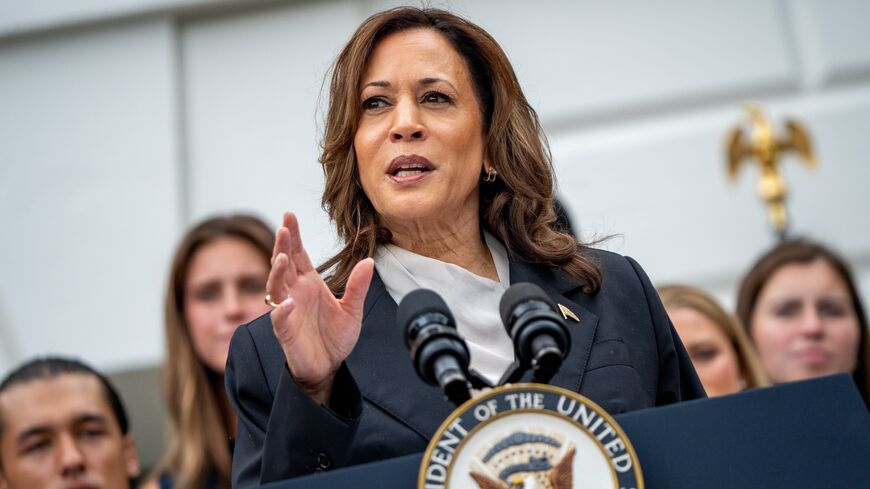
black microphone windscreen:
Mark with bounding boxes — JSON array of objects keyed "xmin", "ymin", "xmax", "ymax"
[
  {"xmin": 397, "ymin": 288, "xmax": 454, "ymax": 331},
  {"xmin": 499, "ymin": 282, "xmax": 556, "ymax": 325}
]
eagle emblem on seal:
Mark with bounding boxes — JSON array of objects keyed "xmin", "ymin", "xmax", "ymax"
[{"xmin": 469, "ymin": 431, "xmax": 576, "ymax": 489}]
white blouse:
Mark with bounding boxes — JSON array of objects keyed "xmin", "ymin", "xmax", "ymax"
[{"xmin": 373, "ymin": 232, "xmax": 515, "ymax": 385}]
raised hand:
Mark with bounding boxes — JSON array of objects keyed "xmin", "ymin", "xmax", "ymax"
[{"xmin": 266, "ymin": 212, "xmax": 374, "ymax": 404}]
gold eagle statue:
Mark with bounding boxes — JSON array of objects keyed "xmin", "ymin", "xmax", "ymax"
[{"xmin": 726, "ymin": 103, "xmax": 817, "ymax": 237}]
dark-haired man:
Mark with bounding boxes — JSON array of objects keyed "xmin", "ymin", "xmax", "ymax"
[{"xmin": 0, "ymin": 357, "xmax": 139, "ymax": 489}]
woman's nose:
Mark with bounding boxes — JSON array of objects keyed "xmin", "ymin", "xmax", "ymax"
[
  {"xmin": 799, "ymin": 308, "xmax": 825, "ymax": 338},
  {"xmin": 389, "ymin": 99, "xmax": 427, "ymax": 142},
  {"xmin": 223, "ymin": 289, "xmax": 244, "ymax": 321}
]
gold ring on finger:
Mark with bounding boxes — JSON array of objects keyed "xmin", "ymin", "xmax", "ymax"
[{"xmin": 264, "ymin": 294, "xmax": 281, "ymax": 308}]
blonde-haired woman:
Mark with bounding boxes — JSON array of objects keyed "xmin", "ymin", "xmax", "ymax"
[
  {"xmin": 659, "ymin": 285, "xmax": 769, "ymax": 396},
  {"xmin": 144, "ymin": 214, "xmax": 275, "ymax": 489}
]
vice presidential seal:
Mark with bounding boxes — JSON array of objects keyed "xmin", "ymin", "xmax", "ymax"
[{"xmin": 418, "ymin": 384, "xmax": 643, "ymax": 489}]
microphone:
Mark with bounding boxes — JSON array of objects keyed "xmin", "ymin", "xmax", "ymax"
[
  {"xmin": 499, "ymin": 282, "xmax": 571, "ymax": 383},
  {"xmin": 398, "ymin": 289, "xmax": 471, "ymax": 405}
]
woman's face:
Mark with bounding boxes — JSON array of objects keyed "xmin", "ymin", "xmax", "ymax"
[
  {"xmin": 354, "ymin": 28, "xmax": 487, "ymax": 232},
  {"xmin": 668, "ymin": 307, "xmax": 744, "ymax": 396},
  {"xmin": 184, "ymin": 236, "xmax": 271, "ymax": 373},
  {"xmin": 750, "ymin": 258, "xmax": 861, "ymax": 383}
]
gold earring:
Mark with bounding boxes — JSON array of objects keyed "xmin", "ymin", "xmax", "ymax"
[{"xmin": 483, "ymin": 166, "xmax": 498, "ymax": 182}]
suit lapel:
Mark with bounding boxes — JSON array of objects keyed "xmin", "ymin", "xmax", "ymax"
[
  {"xmin": 508, "ymin": 258, "xmax": 599, "ymax": 393},
  {"xmin": 346, "ymin": 271, "xmax": 456, "ymax": 441},
  {"xmin": 346, "ymin": 258, "xmax": 600, "ymax": 440}
]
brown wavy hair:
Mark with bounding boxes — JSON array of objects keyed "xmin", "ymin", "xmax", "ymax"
[
  {"xmin": 317, "ymin": 6, "xmax": 600, "ymax": 295},
  {"xmin": 154, "ymin": 214, "xmax": 274, "ymax": 489},
  {"xmin": 659, "ymin": 285, "xmax": 769, "ymax": 391},
  {"xmin": 736, "ymin": 239, "xmax": 869, "ymax": 408}
]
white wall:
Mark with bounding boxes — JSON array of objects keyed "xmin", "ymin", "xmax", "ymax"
[
  {"xmin": 181, "ymin": 0, "xmax": 365, "ymax": 257},
  {"xmin": 0, "ymin": 18, "xmax": 181, "ymax": 372}
]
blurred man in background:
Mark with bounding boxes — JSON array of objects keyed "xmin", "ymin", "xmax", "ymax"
[{"xmin": 0, "ymin": 357, "xmax": 140, "ymax": 489}]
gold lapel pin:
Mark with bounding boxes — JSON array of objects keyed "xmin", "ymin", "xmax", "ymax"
[{"xmin": 558, "ymin": 304, "xmax": 580, "ymax": 322}]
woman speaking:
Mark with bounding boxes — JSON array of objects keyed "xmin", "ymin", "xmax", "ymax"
[{"xmin": 226, "ymin": 7, "xmax": 704, "ymax": 487}]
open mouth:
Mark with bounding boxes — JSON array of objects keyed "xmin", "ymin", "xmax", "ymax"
[
  {"xmin": 388, "ymin": 154, "xmax": 434, "ymax": 178},
  {"xmin": 394, "ymin": 164, "xmax": 429, "ymax": 177}
]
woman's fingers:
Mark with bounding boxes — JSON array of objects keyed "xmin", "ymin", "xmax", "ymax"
[
  {"xmin": 270, "ymin": 297, "xmax": 296, "ymax": 342},
  {"xmin": 342, "ymin": 258, "xmax": 375, "ymax": 318},
  {"xmin": 273, "ymin": 226, "xmax": 291, "ymax": 265},
  {"xmin": 265, "ymin": 253, "xmax": 284, "ymax": 301},
  {"xmin": 273, "ymin": 212, "xmax": 315, "ymax": 275},
  {"xmin": 272, "ymin": 212, "xmax": 297, "ymax": 266},
  {"xmin": 271, "ymin": 212, "xmax": 288, "ymax": 264},
  {"xmin": 277, "ymin": 253, "xmax": 298, "ymax": 289},
  {"xmin": 266, "ymin": 253, "xmax": 297, "ymax": 303},
  {"xmin": 285, "ymin": 213, "xmax": 316, "ymax": 274}
]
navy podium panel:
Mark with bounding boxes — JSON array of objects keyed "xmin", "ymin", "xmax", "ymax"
[
  {"xmin": 617, "ymin": 374, "xmax": 870, "ymax": 488},
  {"xmin": 263, "ymin": 374, "xmax": 870, "ymax": 488}
]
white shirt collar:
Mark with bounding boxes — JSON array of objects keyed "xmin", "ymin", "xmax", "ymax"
[{"xmin": 374, "ymin": 231, "xmax": 514, "ymax": 384}]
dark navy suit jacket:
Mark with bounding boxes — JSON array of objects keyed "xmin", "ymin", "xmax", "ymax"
[{"xmin": 225, "ymin": 249, "xmax": 705, "ymax": 487}]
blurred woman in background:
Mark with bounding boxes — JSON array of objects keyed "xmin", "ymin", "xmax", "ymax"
[
  {"xmin": 144, "ymin": 214, "xmax": 275, "ymax": 489},
  {"xmin": 659, "ymin": 285, "xmax": 768, "ymax": 396},
  {"xmin": 736, "ymin": 239, "xmax": 869, "ymax": 408}
]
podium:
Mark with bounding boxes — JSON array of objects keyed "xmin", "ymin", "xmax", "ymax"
[{"xmin": 262, "ymin": 374, "xmax": 870, "ymax": 488}]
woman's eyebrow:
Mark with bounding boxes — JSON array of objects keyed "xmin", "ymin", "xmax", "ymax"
[
  {"xmin": 188, "ymin": 279, "xmax": 220, "ymax": 290},
  {"xmin": 361, "ymin": 78, "xmax": 456, "ymax": 90},
  {"xmin": 361, "ymin": 80, "xmax": 390, "ymax": 90},
  {"xmin": 419, "ymin": 77, "xmax": 445, "ymax": 85},
  {"xmin": 419, "ymin": 77, "xmax": 456, "ymax": 90}
]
